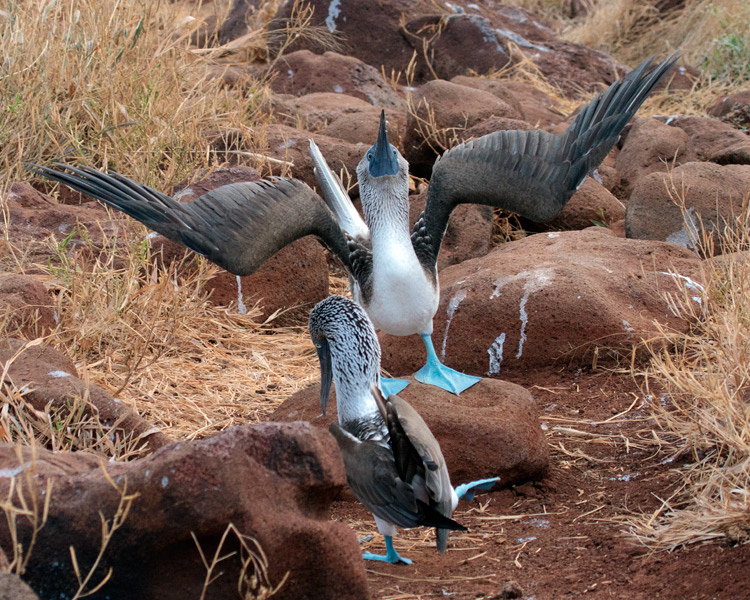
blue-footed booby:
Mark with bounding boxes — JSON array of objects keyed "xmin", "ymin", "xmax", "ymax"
[
  {"xmin": 28, "ymin": 54, "xmax": 678, "ymax": 395},
  {"xmin": 308, "ymin": 295, "xmax": 497, "ymax": 564}
]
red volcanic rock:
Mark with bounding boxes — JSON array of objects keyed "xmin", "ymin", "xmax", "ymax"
[
  {"xmin": 485, "ymin": 4, "xmax": 625, "ymax": 96},
  {"xmin": 267, "ymin": 51, "xmax": 406, "ymax": 109},
  {"xmin": 273, "ymin": 91, "xmax": 374, "ymax": 131},
  {"xmin": 402, "ymin": 13, "xmax": 512, "ymax": 80},
  {"xmin": 0, "ymin": 339, "xmax": 171, "ymax": 454},
  {"xmin": 4, "ymin": 182, "xmax": 123, "ymax": 268},
  {"xmin": 450, "ymin": 76, "xmax": 564, "ymax": 129},
  {"xmin": 268, "ymin": 0, "xmax": 624, "ymax": 94},
  {"xmin": 524, "ymin": 178, "xmax": 625, "ymax": 232},
  {"xmin": 169, "ymin": 165, "xmax": 262, "ymax": 198},
  {"xmin": 409, "ymin": 192, "xmax": 493, "ymax": 271},
  {"xmin": 626, "ymin": 162, "xmax": 750, "ymax": 248},
  {"xmin": 268, "ymin": 0, "xmax": 429, "ymax": 82},
  {"xmin": 404, "ymin": 79, "xmax": 522, "ymax": 176},
  {"xmin": 614, "ymin": 117, "xmax": 696, "ymax": 198},
  {"xmin": 459, "ymin": 116, "xmax": 534, "ymax": 141},
  {"xmin": 665, "ymin": 115, "xmax": 750, "ymax": 162},
  {"xmin": 0, "ymin": 274, "xmax": 56, "ymax": 338},
  {"xmin": 261, "ymin": 123, "xmax": 364, "ymax": 189},
  {"xmin": 380, "ymin": 228, "xmax": 703, "ymax": 377},
  {"xmin": 0, "ymin": 423, "xmax": 367, "ymax": 600},
  {"xmin": 321, "ymin": 107, "xmax": 407, "ymax": 146},
  {"xmin": 709, "ymin": 90, "xmax": 750, "ymax": 130},
  {"xmin": 150, "ymin": 165, "xmax": 329, "ymax": 323},
  {"xmin": 271, "ymin": 377, "xmax": 549, "ymax": 487},
  {"xmin": 0, "ymin": 572, "xmax": 39, "ymax": 600}
]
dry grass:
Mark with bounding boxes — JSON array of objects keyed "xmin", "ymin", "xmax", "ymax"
[
  {"xmin": 0, "ymin": 0, "xmax": 277, "ymax": 190},
  {"xmin": 507, "ymin": 0, "xmax": 750, "ymax": 85},
  {"xmin": 0, "ymin": 0, "xmax": 319, "ymax": 445},
  {"xmin": 625, "ymin": 202, "xmax": 750, "ymax": 549},
  {"xmin": 38, "ymin": 223, "xmax": 317, "ymax": 440}
]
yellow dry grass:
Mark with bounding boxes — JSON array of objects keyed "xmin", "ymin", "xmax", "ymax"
[
  {"xmin": 0, "ymin": 0, "xmax": 321, "ymax": 447},
  {"xmin": 626, "ymin": 203, "xmax": 750, "ymax": 549}
]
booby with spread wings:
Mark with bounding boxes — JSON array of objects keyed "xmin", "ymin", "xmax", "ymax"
[{"xmin": 29, "ymin": 54, "xmax": 678, "ymax": 395}]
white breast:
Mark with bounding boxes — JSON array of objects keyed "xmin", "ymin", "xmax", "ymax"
[{"xmin": 366, "ymin": 238, "xmax": 438, "ymax": 336}]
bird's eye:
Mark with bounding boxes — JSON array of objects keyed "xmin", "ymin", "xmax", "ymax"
[
  {"xmin": 367, "ymin": 152, "xmax": 373, "ymax": 160},
  {"xmin": 392, "ymin": 149, "xmax": 397, "ymax": 156},
  {"xmin": 314, "ymin": 342, "xmax": 321, "ymax": 348}
]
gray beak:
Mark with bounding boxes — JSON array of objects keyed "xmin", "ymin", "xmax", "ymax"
[
  {"xmin": 316, "ymin": 339, "xmax": 333, "ymax": 415},
  {"xmin": 368, "ymin": 110, "xmax": 399, "ymax": 177}
]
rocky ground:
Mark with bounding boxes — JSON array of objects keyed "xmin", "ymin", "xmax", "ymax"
[{"xmin": 1, "ymin": 0, "xmax": 749, "ymax": 598}]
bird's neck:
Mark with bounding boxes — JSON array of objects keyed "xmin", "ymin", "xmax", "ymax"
[
  {"xmin": 334, "ymin": 373, "xmax": 387, "ymax": 441},
  {"xmin": 362, "ymin": 181, "xmax": 411, "ymax": 252}
]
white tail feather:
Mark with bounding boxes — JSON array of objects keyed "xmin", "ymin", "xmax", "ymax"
[{"xmin": 309, "ymin": 139, "xmax": 369, "ymax": 240}]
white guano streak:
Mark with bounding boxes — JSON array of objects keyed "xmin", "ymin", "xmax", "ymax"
[
  {"xmin": 487, "ymin": 333, "xmax": 506, "ymax": 375},
  {"xmin": 441, "ymin": 289, "xmax": 467, "ymax": 361},
  {"xmin": 236, "ymin": 275, "xmax": 247, "ymax": 315},
  {"xmin": 325, "ymin": 0, "xmax": 341, "ymax": 32}
]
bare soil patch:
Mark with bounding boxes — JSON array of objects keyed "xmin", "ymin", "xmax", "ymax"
[{"xmin": 329, "ymin": 367, "xmax": 750, "ymax": 599}]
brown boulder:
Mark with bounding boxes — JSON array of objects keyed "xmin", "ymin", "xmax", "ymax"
[
  {"xmin": 321, "ymin": 107, "xmax": 407, "ymax": 146},
  {"xmin": 404, "ymin": 79, "xmax": 522, "ymax": 176},
  {"xmin": 614, "ymin": 117, "xmax": 696, "ymax": 198},
  {"xmin": 0, "ymin": 572, "xmax": 39, "ymax": 600},
  {"xmin": 0, "ymin": 423, "xmax": 368, "ymax": 600},
  {"xmin": 626, "ymin": 162, "xmax": 750, "ymax": 248},
  {"xmin": 273, "ymin": 91, "xmax": 374, "ymax": 131},
  {"xmin": 0, "ymin": 274, "xmax": 56, "ymax": 338},
  {"xmin": 709, "ymin": 90, "xmax": 750, "ymax": 131},
  {"xmin": 666, "ymin": 115, "xmax": 750, "ymax": 163},
  {"xmin": 268, "ymin": 0, "xmax": 624, "ymax": 94},
  {"xmin": 523, "ymin": 178, "xmax": 624, "ymax": 232},
  {"xmin": 450, "ymin": 76, "xmax": 563, "ymax": 129},
  {"xmin": 0, "ymin": 339, "xmax": 171, "ymax": 455},
  {"xmin": 486, "ymin": 4, "xmax": 624, "ymax": 96},
  {"xmin": 4, "ymin": 182, "xmax": 123, "ymax": 269},
  {"xmin": 459, "ymin": 116, "xmax": 534, "ymax": 141},
  {"xmin": 260, "ymin": 123, "xmax": 364, "ymax": 189},
  {"xmin": 380, "ymin": 228, "xmax": 703, "ymax": 377},
  {"xmin": 271, "ymin": 377, "xmax": 549, "ymax": 487},
  {"xmin": 269, "ymin": 0, "xmax": 420, "ymax": 83},
  {"xmin": 402, "ymin": 13, "xmax": 512, "ymax": 80},
  {"xmin": 266, "ymin": 50, "xmax": 406, "ymax": 109},
  {"xmin": 149, "ymin": 165, "xmax": 329, "ymax": 323}
]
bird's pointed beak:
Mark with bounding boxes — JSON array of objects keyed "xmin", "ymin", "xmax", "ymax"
[
  {"xmin": 368, "ymin": 110, "xmax": 399, "ymax": 177},
  {"xmin": 316, "ymin": 339, "xmax": 333, "ymax": 415}
]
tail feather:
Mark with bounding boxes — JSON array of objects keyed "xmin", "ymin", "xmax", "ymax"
[{"xmin": 308, "ymin": 140, "xmax": 369, "ymax": 240}]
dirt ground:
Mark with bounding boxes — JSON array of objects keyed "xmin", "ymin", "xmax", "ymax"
[{"xmin": 330, "ymin": 367, "xmax": 750, "ymax": 600}]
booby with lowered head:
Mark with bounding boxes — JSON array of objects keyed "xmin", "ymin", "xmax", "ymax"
[
  {"xmin": 309, "ymin": 295, "xmax": 497, "ymax": 564},
  {"xmin": 28, "ymin": 53, "xmax": 679, "ymax": 395}
]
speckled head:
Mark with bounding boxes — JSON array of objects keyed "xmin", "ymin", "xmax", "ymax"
[
  {"xmin": 309, "ymin": 295, "xmax": 381, "ymax": 416},
  {"xmin": 356, "ymin": 111, "xmax": 410, "ymax": 229}
]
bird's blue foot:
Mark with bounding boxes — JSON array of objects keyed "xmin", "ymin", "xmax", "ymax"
[
  {"xmin": 414, "ymin": 334, "xmax": 481, "ymax": 395},
  {"xmin": 380, "ymin": 377, "xmax": 409, "ymax": 397},
  {"xmin": 362, "ymin": 536, "xmax": 412, "ymax": 565},
  {"xmin": 455, "ymin": 477, "xmax": 500, "ymax": 501}
]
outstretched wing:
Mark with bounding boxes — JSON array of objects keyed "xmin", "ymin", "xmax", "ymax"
[
  {"xmin": 28, "ymin": 163, "xmax": 359, "ymax": 276},
  {"xmin": 412, "ymin": 53, "xmax": 679, "ymax": 271}
]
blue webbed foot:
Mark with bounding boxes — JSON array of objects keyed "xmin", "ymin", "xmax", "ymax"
[
  {"xmin": 455, "ymin": 477, "xmax": 500, "ymax": 501},
  {"xmin": 414, "ymin": 334, "xmax": 480, "ymax": 395},
  {"xmin": 380, "ymin": 377, "xmax": 409, "ymax": 396},
  {"xmin": 362, "ymin": 536, "xmax": 412, "ymax": 565}
]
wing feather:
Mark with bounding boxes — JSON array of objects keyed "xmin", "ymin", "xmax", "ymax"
[
  {"xmin": 28, "ymin": 163, "xmax": 356, "ymax": 276},
  {"xmin": 413, "ymin": 53, "xmax": 679, "ymax": 271}
]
